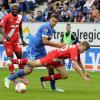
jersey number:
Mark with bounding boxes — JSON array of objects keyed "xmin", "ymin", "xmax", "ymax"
[{"xmin": 60, "ymin": 45, "xmax": 72, "ymax": 51}]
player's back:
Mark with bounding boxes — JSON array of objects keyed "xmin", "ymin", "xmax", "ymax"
[
  {"xmin": 27, "ymin": 22, "xmax": 55, "ymax": 59},
  {"xmin": 27, "ymin": 22, "xmax": 55, "ymax": 51},
  {"xmin": 48, "ymin": 44, "xmax": 79, "ymax": 59}
]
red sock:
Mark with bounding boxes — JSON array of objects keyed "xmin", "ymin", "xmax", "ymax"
[
  {"xmin": 19, "ymin": 64, "xmax": 24, "ymax": 69},
  {"xmin": 8, "ymin": 64, "xmax": 15, "ymax": 72},
  {"xmin": 11, "ymin": 58, "xmax": 28, "ymax": 65},
  {"xmin": 43, "ymin": 74, "xmax": 62, "ymax": 81}
]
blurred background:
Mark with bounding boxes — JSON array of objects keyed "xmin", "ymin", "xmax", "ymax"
[{"xmin": 0, "ymin": 0, "xmax": 100, "ymax": 23}]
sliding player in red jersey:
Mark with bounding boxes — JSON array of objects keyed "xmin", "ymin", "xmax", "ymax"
[
  {"xmin": 0, "ymin": 3, "xmax": 28, "ymax": 84},
  {"xmin": 4, "ymin": 41, "xmax": 91, "ymax": 89}
]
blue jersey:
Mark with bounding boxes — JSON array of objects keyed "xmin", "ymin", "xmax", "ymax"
[{"xmin": 26, "ymin": 22, "xmax": 55, "ymax": 60}]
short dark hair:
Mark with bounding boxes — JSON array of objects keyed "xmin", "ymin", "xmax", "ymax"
[
  {"xmin": 38, "ymin": 10, "xmax": 42, "ymax": 13},
  {"xmin": 67, "ymin": 23, "xmax": 71, "ymax": 26},
  {"xmin": 30, "ymin": 11, "xmax": 34, "ymax": 13},
  {"xmin": 81, "ymin": 41, "xmax": 90, "ymax": 50},
  {"xmin": 51, "ymin": 14, "xmax": 59, "ymax": 20},
  {"xmin": 10, "ymin": 3, "xmax": 19, "ymax": 9}
]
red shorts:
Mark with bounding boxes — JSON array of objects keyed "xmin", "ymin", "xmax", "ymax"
[
  {"xmin": 40, "ymin": 54, "xmax": 64, "ymax": 68},
  {"xmin": 4, "ymin": 41, "xmax": 22, "ymax": 57}
]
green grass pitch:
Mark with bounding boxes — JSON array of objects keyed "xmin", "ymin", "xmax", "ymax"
[{"xmin": 0, "ymin": 68, "xmax": 100, "ymax": 100}]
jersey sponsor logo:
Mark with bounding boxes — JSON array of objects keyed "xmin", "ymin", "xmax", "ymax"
[
  {"xmin": 8, "ymin": 28, "xmax": 16, "ymax": 37},
  {"xmin": 9, "ymin": 18, "xmax": 21, "ymax": 37},
  {"xmin": 60, "ymin": 45, "xmax": 73, "ymax": 51},
  {"xmin": 11, "ymin": 25, "xmax": 19, "ymax": 28}
]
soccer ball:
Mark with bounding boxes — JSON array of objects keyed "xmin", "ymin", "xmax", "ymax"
[{"xmin": 15, "ymin": 83, "xmax": 26, "ymax": 93}]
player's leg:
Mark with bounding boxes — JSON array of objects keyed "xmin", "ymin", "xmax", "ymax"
[
  {"xmin": 3, "ymin": 41, "xmax": 20, "ymax": 84},
  {"xmin": 14, "ymin": 43, "xmax": 29, "ymax": 84},
  {"xmin": 4, "ymin": 59, "xmax": 41, "ymax": 88},
  {"xmin": 45, "ymin": 67, "xmax": 64, "ymax": 92},
  {"xmin": 15, "ymin": 51, "xmax": 29, "ymax": 84},
  {"xmin": 40, "ymin": 66, "xmax": 68, "ymax": 82},
  {"xmin": 47, "ymin": 67, "xmax": 56, "ymax": 90},
  {"xmin": 55, "ymin": 67, "xmax": 68, "ymax": 79},
  {"xmin": 40, "ymin": 66, "xmax": 68, "ymax": 92},
  {"xmin": 40, "ymin": 62, "xmax": 68, "ymax": 92},
  {"xmin": 67, "ymin": 59, "xmax": 72, "ymax": 69},
  {"xmin": 4, "ymin": 41, "xmax": 15, "ymax": 73}
]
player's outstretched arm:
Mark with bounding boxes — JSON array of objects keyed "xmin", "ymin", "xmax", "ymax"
[
  {"xmin": 19, "ymin": 26, "xmax": 27, "ymax": 46},
  {"xmin": 77, "ymin": 58, "xmax": 85, "ymax": 73},
  {"xmin": 77, "ymin": 58, "xmax": 90, "ymax": 77},
  {"xmin": 42, "ymin": 37, "xmax": 66, "ymax": 48},
  {"xmin": 72, "ymin": 61, "xmax": 90, "ymax": 81}
]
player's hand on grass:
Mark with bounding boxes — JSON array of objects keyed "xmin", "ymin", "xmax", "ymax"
[
  {"xmin": 82, "ymin": 75, "xmax": 91, "ymax": 81},
  {"xmin": 85, "ymin": 72, "xmax": 91, "ymax": 78}
]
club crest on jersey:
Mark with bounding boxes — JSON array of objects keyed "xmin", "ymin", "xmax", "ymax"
[
  {"xmin": 44, "ymin": 28, "xmax": 48, "ymax": 33},
  {"xmin": 11, "ymin": 25, "xmax": 19, "ymax": 28}
]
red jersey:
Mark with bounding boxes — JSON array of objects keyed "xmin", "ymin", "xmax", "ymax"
[
  {"xmin": 0, "ymin": 13, "xmax": 22, "ymax": 42},
  {"xmin": 48, "ymin": 44, "xmax": 80, "ymax": 61}
]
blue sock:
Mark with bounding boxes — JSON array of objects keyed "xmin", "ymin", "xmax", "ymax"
[
  {"xmin": 49, "ymin": 71, "xmax": 56, "ymax": 90},
  {"xmin": 50, "ymin": 80, "xmax": 56, "ymax": 90},
  {"xmin": 8, "ymin": 70, "xmax": 26, "ymax": 81},
  {"xmin": 67, "ymin": 59, "xmax": 72, "ymax": 69}
]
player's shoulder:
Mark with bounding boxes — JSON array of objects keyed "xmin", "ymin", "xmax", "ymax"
[
  {"xmin": 17, "ymin": 14, "xmax": 22, "ymax": 19},
  {"xmin": 40, "ymin": 22, "xmax": 51, "ymax": 31},
  {"xmin": 4, "ymin": 13, "xmax": 15, "ymax": 19},
  {"xmin": 72, "ymin": 44, "xmax": 79, "ymax": 48},
  {"xmin": 3, "ymin": 13, "xmax": 11, "ymax": 18},
  {"xmin": 73, "ymin": 44, "xmax": 79, "ymax": 53},
  {"xmin": 42, "ymin": 22, "xmax": 50, "ymax": 28},
  {"xmin": 70, "ymin": 44, "xmax": 79, "ymax": 52}
]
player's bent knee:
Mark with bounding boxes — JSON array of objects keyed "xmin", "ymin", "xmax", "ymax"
[
  {"xmin": 24, "ymin": 67, "xmax": 33, "ymax": 75},
  {"xmin": 61, "ymin": 73, "xmax": 68, "ymax": 79},
  {"xmin": 47, "ymin": 67, "xmax": 54, "ymax": 74}
]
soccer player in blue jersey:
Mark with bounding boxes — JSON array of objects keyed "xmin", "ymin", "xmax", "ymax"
[{"xmin": 26, "ymin": 14, "xmax": 66, "ymax": 92}]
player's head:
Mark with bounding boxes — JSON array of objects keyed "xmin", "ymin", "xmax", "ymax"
[
  {"xmin": 66, "ymin": 23, "xmax": 71, "ymax": 32},
  {"xmin": 10, "ymin": 3, "xmax": 19, "ymax": 16},
  {"xmin": 50, "ymin": 14, "xmax": 59, "ymax": 27},
  {"xmin": 79, "ymin": 41, "xmax": 90, "ymax": 53}
]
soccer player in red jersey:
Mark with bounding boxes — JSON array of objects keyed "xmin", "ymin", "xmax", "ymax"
[
  {"xmin": 4, "ymin": 41, "xmax": 91, "ymax": 89},
  {"xmin": 0, "ymin": 3, "xmax": 28, "ymax": 84}
]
